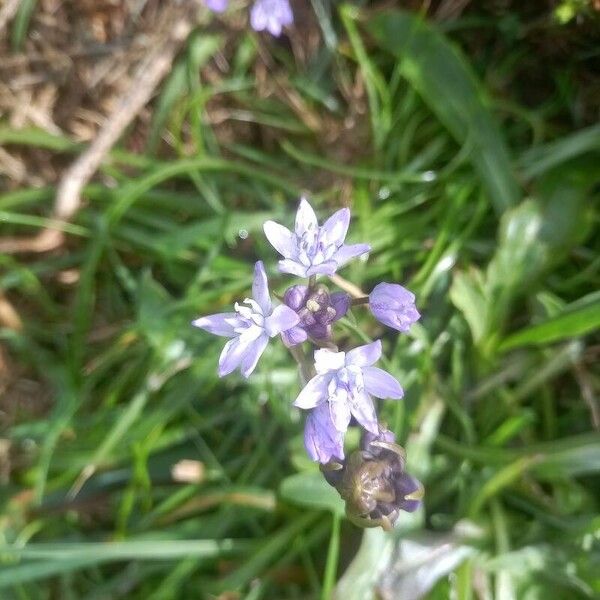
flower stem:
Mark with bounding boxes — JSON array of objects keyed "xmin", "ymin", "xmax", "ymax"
[
  {"xmin": 350, "ymin": 296, "xmax": 369, "ymax": 306},
  {"xmin": 288, "ymin": 344, "xmax": 314, "ymax": 385},
  {"xmin": 329, "ymin": 273, "xmax": 365, "ymax": 298}
]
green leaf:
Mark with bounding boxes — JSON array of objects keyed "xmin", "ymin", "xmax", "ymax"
[
  {"xmin": 499, "ymin": 292, "xmax": 600, "ymax": 351},
  {"xmin": 367, "ymin": 10, "xmax": 520, "ymax": 214},
  {"xmin": 279, "ymin": 471, "xmax": 345, "ymax": 516}
]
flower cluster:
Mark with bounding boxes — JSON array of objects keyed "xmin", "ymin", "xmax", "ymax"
[
  {"xmin": 193, "ymin": 198, "xmax": 422, "ymax": 528},
  {"xmin": 205, "ymin": 0, "xmax": 293, "ymax": 37}
]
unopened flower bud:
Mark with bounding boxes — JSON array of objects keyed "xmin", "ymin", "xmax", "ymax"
[
  {"xmin": 281, "ymin": 284, "xmax": 350, "ymax": 347},
  {"xmin": 320, "ymin": 425, "xmax": 423, "ymax": 530},
  {"xmin": 369, "ymin": 282, "xmax": 420, "ymax": 333}
]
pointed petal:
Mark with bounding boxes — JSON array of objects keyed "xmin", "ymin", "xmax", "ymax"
[
  {"xmin": 362, "ymin": 366, "xmax": 404, "ymax": 399},
  {"xmin": 346, "ymin": 340, "xmax": 381, "ymax": 367},
  {"xmin": 321, "ymin": 208, "xmax": 350, "ymax": 246},
  {"xmin": 263, "ymin": 221, "xmax": 294, "ymax": 258},
  {"xmin": 265, "ymin": 304, "xmax": 299, "ymax": 337},
  {"xmin": 239, "ymin": 333, "xmax": 269, "ymax": 378},
  {"xmin": 350, "ymin": 392, "xmax": 378, "ymax": 434},
  {"xmin": 314, "ymin": 348, "xmax": 346, "ymax": 374},
  {"xmin": 192, "ymin": 312, "xmax": 244, "ymax": 337},
  {"xmin": 330, "ymin": 399, "xmax": 351, "ymax": 433},
  {"xmin": 330, "ymin": 293, "xmax": 350, "ymax": 321},
  {"xmin": 304, "ymin": 403, "xmax": 345, "ymax": 463},
  {"xmin": 278, "ymin": 258, "xmax": 309, "ymax": 277},
  {"xmin": 294, "ymin": 374, "xmax": 330, "ymax": 409},
  {"xmin": 217, "ymin": 327, "xmax": 261, "ymax": 377},
  {"xmin": 252, "ymin": 260, "xmax": 271, "ymax": 314},
  {"xmin": 306, "ymin": 261, "xmax": 338, "ymax": 276},
  {"xmin": 217, "ymin": 337, "xmax": 245, "ymax": 376},
  {"xmin": 295, "ymin": 197, "xmax": 318, "ymax": 235},
  {"xmin": 333, "ymin": 243, "xmax": 371, "ymax": 267},
  {"xmin": 281, "ymin": 325, "xmax": 308, "ymax": 347}
]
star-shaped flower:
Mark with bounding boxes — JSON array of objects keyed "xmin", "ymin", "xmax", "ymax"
[
  {"xmin": 294, "ymin": 340, "xmax": 404, "ymax": 435},
  {"xmin": 263, "ymin": 198, "xmax": 371, "ymax": 278},
  {"xmin": 192, "ymin": 261, "xmax": 299, "ymax": 378}
]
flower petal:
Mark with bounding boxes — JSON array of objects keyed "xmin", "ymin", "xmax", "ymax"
[
  {"xmin": 346, "ymin": 340, "xmax": 381, "ymax": 367},
  {"xmin": 263, "ymin": 221, "xmax": 294, "ymax": 258},
  {"xmin": 333, "ymin": 243, "xmax": 371, "ymax": 267},
  {"xmin": 295, "ymin": 197, "xmax": 318, "ymax": 236},
  {"xmin": 278, "ymin": 258, "xmax": 309, "ymax": 277},
  {"xmin": 330, "ymin": 293, "xmax": 350, "ymax": 321},
  {"xmin": 252, "ymin": 260, "xmax": 271, "ymax": 314},
  {"xmin": 239, "ymin": 333, "xmax": 269, "ymax": 378},
  {"xmin": 281, "ymin": 325, "xmax": 308, "ymax": 347},
  {"xmin": 314, "ymin": 348, "xmax": 346, "ymax": 374},
  {"xmin": 321, "ymin": 208, "xmax": 350, "ymax": 247},
  {"xmin": 329, "ymin": 398, "xmax": 351, "ymax": 433},
  {"xmin": 192, "ymin": 312, "xmax": 244, "ymax": 337},
  {"xmin": 304, "ymin": 403, "xmax": 345, "ymax": 463},
  {"xmin": 283, "ymin": 285, "xmax": 308, "ymax": 311},
  {"xmin": 218, "ymin": 327, "xmax": 262, "ymax": 377},
  {"xmin": 249, "ymin": 0, "xmax": 268, "ymax": 30},
  {"xmin": 349, "ymin": 392, "xmax": 378, "ymax": 434},
  {"xmin": 294, "ymin": 374, "xmax": 330, "ymax": 409},
  {"xmin": 306, "ymin": 261, "xmax": 338, "ymax": 276},
  {"xmin": 264, "ymin": 304, "xmax": 299, "ymax": 337},
  {"xmin": 204, "ymin": 0, "xmax": 228, "ymax": 11},
  {"xmin": 362, "ymin": 366, "xmax": 404, "ymax": 399}
]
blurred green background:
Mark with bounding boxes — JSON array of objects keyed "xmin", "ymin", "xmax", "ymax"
[{"xmin": 1, "ymin": 1, "xmax": 599, "ymax": 598}]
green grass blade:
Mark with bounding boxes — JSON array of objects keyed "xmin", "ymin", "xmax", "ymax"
[{"xmin": 367, "ymin": 9, "xmax": 520, "ymax": 213}]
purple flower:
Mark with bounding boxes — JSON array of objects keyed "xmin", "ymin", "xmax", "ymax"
[
  {"xmin": 294, "ymin": 340, "xmax": 404, "ymax": 435},
  {"xmin": 192, "ymin": 261, "xmax": 299, "ymax": 378},
  {"xmin": 369, "ymin": 283, "xmax": 420, "ymax": 332},
  {"xmin": 263, "ymin": 198, "xmax": 371, "ymax": 278},
  {"xmin": 250, "ymin": 0, "xmax": 293, "ymax": 36},
  {"xmin": 281, "ymin": 284, "xmax": 350, "ymax": 347},
  {"xmin": 204, "ymin": 0, "xmax": 228, "ymax": 12},
  {"xmin": 304, "ymin": 402, "xmax": 345, "ymax": 464}
]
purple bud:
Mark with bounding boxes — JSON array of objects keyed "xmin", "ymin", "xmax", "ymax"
[
  {"xmin": 281, "ymin": 284, "xmax": 350, "ymax": 346},
  {"xmin": 283, "ymin": 285, "xmax": 308, "ymax": 311},
  {"xmin": 369, "ymin": 282, "xmax": 420, "ymax": 332}
]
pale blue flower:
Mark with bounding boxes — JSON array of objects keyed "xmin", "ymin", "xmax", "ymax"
[
  {"xmin": 204, "ymin": 0, "xmax": 228, "ymax": 12},
  {"xmin": 192, "ymin": 261, "xmax": 299, "ymax": 378},
  {"xmin": 263, "ymin": 197, "xmax": 371, "ymax": 278},
  {"xmin": 304, "ymin": 402, "xmax": 345, "ymax": 463},
  {"xmin": 250, "ymin": 0, "xmax": 293, "ymax": 36},
  {"xmin": 294, "ymin": 340, "xmax": 403, "ymax": 435},
  {"xmin": 369, "ymin": 282, "xmax": 420, "ymax": 332}
]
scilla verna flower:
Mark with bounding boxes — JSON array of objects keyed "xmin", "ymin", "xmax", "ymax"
[
  {"xmin": 192, "ymin": 261, "xmax": 299, "ymax": 378},
  {"xmin": 294, "ymin": 340, "xmax": 403, "ymax": 440},
  {"xmin": 263, "ymin": 198, "xmax": 371, "ymax": 278},
  {"xmin": 250, "ymin": 0, "xmax": 293, "ymax": 36},
  {"xmin": 369, "ymin": 282, "xmax": 421, "ymax": 332}
]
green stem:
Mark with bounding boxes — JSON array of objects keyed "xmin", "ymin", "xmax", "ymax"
[{"xmin": 321, "ymin": 512, "xmax": 341, "ymax": 600}]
